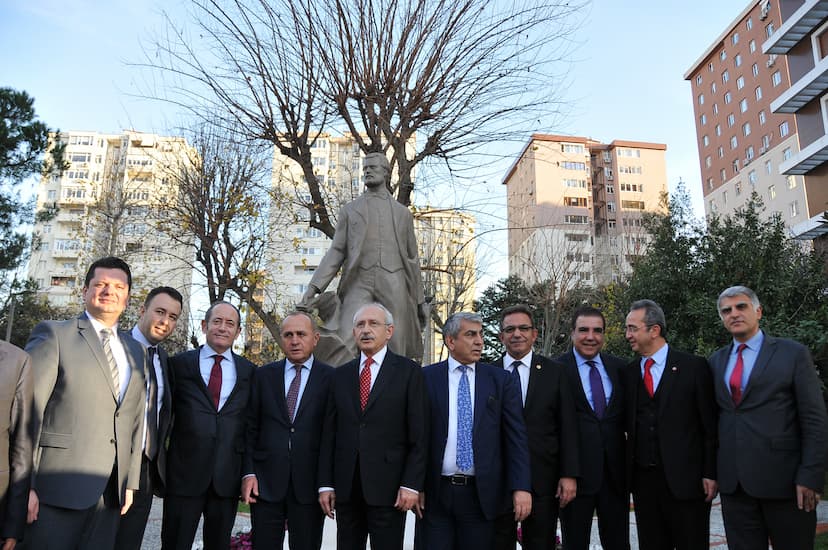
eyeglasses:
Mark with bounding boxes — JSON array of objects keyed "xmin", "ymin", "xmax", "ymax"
[
  {"xmin": 355, "ymin": 320, "xmax": 389, "ymax": 329},
  {"xmin": 501, "ymin": 325, "xmax": 534, "ymax": 334},
  {"xmin": 624, "ymin": 324, "xmax": 652, "ymax": 333}
]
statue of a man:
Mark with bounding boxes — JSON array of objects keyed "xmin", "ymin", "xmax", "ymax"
[{"xmin": 300, "ymin": 152, "xmax": 426, "ymax": 362}]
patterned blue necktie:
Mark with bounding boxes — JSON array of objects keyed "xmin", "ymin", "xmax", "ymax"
[{"xmin": 456, "ymin": 365, "xmax": 474, "ymax": 472}]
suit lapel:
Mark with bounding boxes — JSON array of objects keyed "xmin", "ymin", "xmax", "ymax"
[
  {"xmin": 435, "ymin": 362, "xmax": 450, "ymax": 459},
  {"xmin": 710, "ymin": 346, "xmax": 733, "ymax": 406},
  {"xmin": 656, "ymin": 349, "xmax": 679, "ymax": 416},
  {"xmin": 524, "ymin": 357, "xmax": 543, "ymax": 411},
  {"xmin": 364, "ymin": 353, "xmax": 393, "ymax": 413},
  {"xmin": 272, "ymin": 360, "xmax": 291, "ymax": 421},
  {"xmin": 603, "ymin": 354, "xmax": 623, "ymax": 412},
  {"xmin": 77, "ymin": 315, "xmax": 119, "ymax": 401},
  {"xmin": 158, "ymin": 346, "xmax": 173, "ymax": 425},
  {"xmin": 472, "ymin": 364, "xmax": 491, "ymax": 438},
  {"xmin": 566, "ymin": 353, "xmax": 593, "ymax": 413},
  {"xmin": 741, "ymin": 336, "xmax": 774, "ymax": 404},
  {"xmin": 293, "ymin": 359, "xmax": 321, "ymax": 421},
  {"xmin": 193, "ymin": 348, "xmax": 215, "ymax": 405}
]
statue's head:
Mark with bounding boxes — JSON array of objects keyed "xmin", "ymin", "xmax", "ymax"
[{"xmin": 363, "ymin": 152, "xmax": 391, "ymax": 189}]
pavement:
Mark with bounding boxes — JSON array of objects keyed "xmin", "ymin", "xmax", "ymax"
[{"xmin": 140, "ymin": 495, "xmax": 828, "ymax": 549}]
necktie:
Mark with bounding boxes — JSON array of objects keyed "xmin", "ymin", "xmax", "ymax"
[
  {"xmin": 359, "ymin": 357, "xmax": 373, "ymax": 411},
  {"xmin": 456, "ymin": 365, "xmax": 474, "ymax": 472},
  {"xmin": 643, "ymin": 357, "xmax": 655, "ymax": 398},
  {"xmin": 286, "ymin": 364, "xmax": 303, "ymax": 420},
  {"xmin": 587, "ymin": 360, "xmax": 606, "ymax": 418},
  {"xmin": 729, "ymin": 343, "xmax": 747, "ymax": 406},
  {"xmin": 510, "ymin": 360, "xmax": 524, "ymax": 405},
  {"xmin": 208, "ymin": 354, "xmax": 223, "ymax": 410},
  {"xmin": 145, "ymin": 346, "xmax": 159, "ymax": 459},
  {"xmin": 100, "ymin": 328, "xmax": 120, "ymax": 401}
]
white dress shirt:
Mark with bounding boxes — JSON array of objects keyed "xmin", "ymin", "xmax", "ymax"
[
  {"xmin": 503, "ymin": 350, "xmax": 531, "ymax": 405},
  {"xmin": 573, "ymin": 349, "xmax": 612, "ymax": 410},
  {"xmin": 131, "ymin": 326, "xmax": 165, "ymax": 428},
  {"xmin": 358, "ymin": 346, "xmax": 388, "ymax": 389},
  {"xmin": 441, "ymin": 356, "xmax": 476, "ymax": 476},
  {"xmin": 640, "ymin": 343, "xmax": 669, "ymax": 393},
  {"xmin": 87, "ymin": 311, "xmax": 131, "ymax": 401},
  {"xmin": 285, "ymin": 354, "xmax": 315, "ymax": 413},
  {"xmin": 199, "ymin": 344, "xmax": 237, "ymax": 410}
]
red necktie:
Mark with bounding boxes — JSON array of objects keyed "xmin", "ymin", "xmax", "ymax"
[
  {"xmin": 730, "ymin": 343, "xmax": 747, "ymax": 406},
  {"xmin": 359, "ymin": 356, "xmax": 374, "ymax": 411},
  {"xmin": 208, "ymin": 354, "xmax": 223, "ymax": 410},
  {"xmin": 643, "ymin": 357, "xmax": 655, "ymax": 398}
]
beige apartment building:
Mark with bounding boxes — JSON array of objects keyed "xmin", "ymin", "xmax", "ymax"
[
  {"xmin": 764, "ymin": 0, "xmax": 828, "ymax": 246},
  {"xmin": 27, "ymin": 130, "xmax": 193, "ymax": 314},
  {"xmin": 684, "ymin": 0, "xmax": 816, "ymax": 229},
  {"xmin": 503, "ymin": 134, "xmax": 667, "ymax": 287}
]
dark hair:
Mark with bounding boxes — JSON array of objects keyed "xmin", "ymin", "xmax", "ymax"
[
  {"xmin": 499, "ymin": 304, "xmax": 534, "ymax": 330},
  {"xmin": 629, "ymin": 299, "xmax": 667, "ymax": 337},
  {"xmin": 144, "ymin": 286, "xmax": 184, "ymax": 308},
  {"xmin": 570, "ymin": 306, "xmax": 605, "ymax": 330},
  {"xmin": 84, "ymin": 256, "xmax": 132, "ymax": 290},
  {"xmin": 204, "ymin": 300, "xmax": 241, "ymax": 324}
]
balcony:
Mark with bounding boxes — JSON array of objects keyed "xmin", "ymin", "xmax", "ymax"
[
  {"xmin": 771, "ymin": 53, "xmax": 828, "ymax": 113},
  {"xmin": 763, "ymin": 0, "xmax": 828, "ymax": 55},
  {"xmin": 779, "ymin": 132, "xmax": 828, "ymax": 174}
]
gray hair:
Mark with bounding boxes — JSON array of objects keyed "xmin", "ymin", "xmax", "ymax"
[
  {"xmin": 281, "ymin": 310, "xmax": 319, "ymax": 333},
  {"xmin": 629, "ymin": 299, "xmax": 667, "ymax": 338},
  {"xmin": 717, "ymin": 286, "xmax": 761, "ymax": 316},
  {"xmin": 443, "ymin": 312, "xmax": 483, "ymax": 339},
  {"xmin": 353, "ymin": 302, "xmax": 394, "ymax": 326}
]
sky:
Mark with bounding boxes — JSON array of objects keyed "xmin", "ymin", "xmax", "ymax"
[{"xmin": 2, "ymin": 0, "xmax": 752, "ymax": 287}]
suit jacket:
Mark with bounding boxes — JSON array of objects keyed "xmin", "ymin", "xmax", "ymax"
[
  {"xmin": 25, "ymin": 314, "xmax": 146, "ymax": 509},
  {"xmin": 556, "ymin": 350, "xmax": 626, "ymax": 495},
  {"xmin": 150, "ymin": 344, "xmax": 173, "ymax": 496},
  {"xmin": 423, "ymin": 361, "xmax": 531, "ymax": 520},
  {"xmin": 165, "ymin": 348, "xmax": 255, "ymax": 498},
  {"xmin": 497, "ymin": 354, "xmax": 578, "ymax": 497},
  {"xmin": 0, "ymin": 342, "xmax": 32, "ymax": 541},
  {"xmin": 624, "ymin": 347, "xmax": 717, "ymax": 500},
  {"xmin": 709, "ymin": 334, "xmax": 828, "ymax": 498},
  {"xmin": 317, "ymin": 349, "xmax": 427, "ymax": 506},
  {"xmin": 243, "ymin": 358, "xmax": 334, "ymax": 504}
]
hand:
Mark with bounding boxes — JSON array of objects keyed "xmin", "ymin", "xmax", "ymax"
[
  {"xmin": 300, "ymin": 286, "xmax": 319, "ymax": 306},
  {"xmin": 797, "ymin": 484, "xmax": 821, "ymax": 512},
  {"xmin": 557, "ymin": 477, "xmax": 577, "ymax": 508},
  {"xmin": 26, "ymin": 490, "xmax": 38, "ymax": 524},
  {"xmin": 702, "ymin": 478, "xmax": 718, "ymax": 502},
  {"xmin": 120, "ymin": 489, "xmax": 134, "ymax": 515},
  {"xmin": 414, "ymin": 492, "xmax": 426, "ymax": 519},
  {"xmin": 513, "ymin": 490, "xmax": 532, "ymax": 522},
  {"xmin": 319, "ymin": 490, "xmax": 336, "ymax": 519},
  {"xmin": 241, "ymin": 476, "xmax": 259, "ymax": 504},
  {"xmin": 2, "ymin": 538, "xmax": 17, "ymax": 550},
  {"xmin": 394, "ymin": 488, "xmax": 418, "ymax": 512}
]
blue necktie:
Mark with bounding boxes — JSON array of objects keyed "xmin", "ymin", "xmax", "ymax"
[
  {"xmin": 587, "ymin": 360, "xmax": 606, "ymax": 418},
  {"xmin": 456, "ymin": 365, "xmax": 474, "ymax": 472},
  {"xmin": 510, "ymin": 360, "xmax": 524, "ymax": 405}
]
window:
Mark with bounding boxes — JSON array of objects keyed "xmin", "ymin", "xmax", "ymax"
[
  {"xmin": 740, "ymin": 98, "xmax": 749, "ymax": 113},
  {"xmin": 723, "ymin": 190, "xmax": 729, "ymax": 204},
  {"xmin": 746, "ymin": 17, "xmax": 753, "ymax": 30},
  {"xmin": 752, "ymin": 63, "xmax": 759, "ymax": 77},
  {"xmin": 722, "ymin": 70, "xmax": 730, "ymax": 83},
  {"xmin": 762, "ymin": 134, "xmax": 771, "ymax": 149},
  {"xmin": 787, "ymin": 175, "xmax": 797, "ymax": 189},
  {"xmin": 713, "ymin": 103, "xmax": 719, "ymax": 114},
  {"xmin": 562, "ymin": 143, "xmax": 584, "ymax": 153},
  {"xmin": 705, "ymin": 156, "xmax": 712, "ymax": 168},
  {"xmin": 711, "ymin": 82, "xmax": 717, "ymax": 93},
  {"xmin": 709, "ymin": 199, "xmax": 717, "ymax": 213},
  {"xmin": 725, "ymin": 92, "xmax": 733, "ymax": 104},
  {"xmin": 715, "ymin": 124, "xmax": 722, "ymax": 136},
  {"xmin": 772, "ymin": 71, "xmax": 782, "ymax": 86},
  {"xmin": 790, "ymin": 201, "xmax": 799, "ymax": 217},
  {"xmin": 563, "ymin": 179, "xmax": 587, "ymax": 188},
  {"xmin": 783, "ymin": 147, "xmax": 792, "ymax": 160},
  {"xmin": 749, "ymin": 39, "xmax": 756, "ymax": 53},
  {"xmin": 565, "ymin": 215, "xmax": 589, "ymax": 224},
  {"xmin": 742, "ymin": 122, "xmax": 751, "ymax": 136},
  {"xmin": 700, "ymin": 113, "xmax": 707, "ymax": 125},
  {"xmin": 564, "ymin": 196, "xmax": 589, "ymax": 207},
  {"xmin": 721, "ymin": 168, "xmax": 727, "ymax": 182},
  {"xmin": 732, "ymin": 159, "xmax": 740, "ymax": 173},
  {"xmin": 703, "ymin": 135, "xmax": 710, "ymax": 147},
  {"xmin": 718, "ymin": 146, "xmax": 724, "ymax": 158},
  {"xmin": 730, "ymin": 136, "xmax": 738, "ymax": 149},
  {"xmin": 765, "ymin": 160, "xmax": 772, "ymax": 174},
  {"xmin": 779, "ymin": 121, "xmax": 790, "ymax": 137},
  {"xmin": 561, "ymin": 161, "xmax": 587, "ymax": 170},
  {"xmin": 768, "ymin": 185, "xmax": 776, "ymax": 199},
  {"xmin": 732, "ymin": 33, "xmax": 739, "ymax": 45},
  {"xmin": 766, "ymin": 23, "xmax": 775, "ymax": 38},
  {"xmin": 698, "ymin": 94, "xmax": 705, "ymax": 105},
  {"xmin": 755, "ymin": 87, "xmax": 763, "ymax": 100},
  {"xmin": 720, "ymin": 50, "xmax": 727, "ymax": 61},
  {"xmin": 696, "ymin": 75, "xmax": 703, "ymax": 86},
  {"xmin": 748, "ymin": 170, "xmax": 757, "ymax": 186},
  {"xmin": 707, "ymin": 177, "xmax": 714, "ymax": 190},
  {"xmin": 727, "ymin": 114, "xmax": 736, "ymax": 127},
  {"xmin": 746, "ymin": 146, "xmax": 755, "ymax": 160},
  {"xmin": 607, "ymin": 202, "xmax": 616, "ymax": 212},
  {"xmin": 47, "ymin": 190, "xmax": 56, "ymax": 199},
  {"xmin": 606, "ymin": 184, "xmax": 614, "ymax": 193},
  {"xmin": 565, "ymin": 233, "xmax": 589, "ymax": 242},
  {"xmin": 735, "ymin": 54, "xmax": 742, "ymax": 67},
  {"xmin": 759, "ymin": 110, "xmax": 767, "ymax": 125},
  {"xmin": 621, "ymin": 200, "xmax": 645, "ymax": 210},
  {"xmin": 737, "ymin": 76, "xmax": 745, "ymax": 90},
  {"xmin": 709, "ymin": 62, "xmax": 715, "ymax": 72}
]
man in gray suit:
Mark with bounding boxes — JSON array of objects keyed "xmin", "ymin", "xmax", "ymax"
[
  {"xmin": 300, "ymin": 152, "xmax": 426, "ymax": 363},
  {"xmin": 0, "ymin": 341, "xmax": 32, "ymax": 550},
  {"xmin": 24, "ymin": 256, "xmax": 146, "ymax": 549},
  {"xmin": 710, "ymin": 285, "xmax": 828, "ymax": 549}
]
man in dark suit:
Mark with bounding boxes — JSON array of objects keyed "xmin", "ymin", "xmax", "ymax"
[
  {"xmin": 624, "ymin": 299, "xmax": 717, "ymax": 550},
  {"xmin": 557, "ymin": 306, "xmax": 628, "ymax": 550},
  {"xmin": 493, "ymin": 304, "xmax": 577, "ymax": 550},
  {"xmin": 161, "ymin": 301, "xmax": 256, "ymax": 550},
  {"xmin": 710, "ymin": 285, "xmax": 828, "ymax": 550},
  {"xmin": 25, "ymin": 256, "xmax": 147, "ymax": 549},
  {"xmin": 242, "ymin": 311, "xmax": 334, "ymax": 550},
  {"xmin": 318, "ymin": 302, "xmax": 427, "ymax": 550},
  {"xmin": 0, "ymin": 341, "xmax": 32, "ymax": 550},
  {"xmin": 115, "ymin": 286, "xmax": 183, "ymax": 550},
  {"xmin": 420, "ymin": 312, "xmax": 531, "ymax": 550}
]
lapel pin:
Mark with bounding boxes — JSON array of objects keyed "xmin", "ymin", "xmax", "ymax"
[
  {"xmin": 535, "ymin": 364, "xmax": 541, "ymax": 369},
  {"xmin": 672, "ymin": 366, "xmax": 677, "ymax": 371}
]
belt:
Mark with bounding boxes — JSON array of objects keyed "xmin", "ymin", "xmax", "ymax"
[{"xmin": 442, "ymin": 474, "xmax": 475, "ymax": 486}]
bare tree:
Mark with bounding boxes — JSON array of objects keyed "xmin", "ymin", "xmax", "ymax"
[{"xmin": 141, "ymin": 0, "xmax": 583, "ymax": 233}]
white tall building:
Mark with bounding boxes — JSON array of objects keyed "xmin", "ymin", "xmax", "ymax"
[{"xmin": 28, "ymin": 130, "xmax": 194, "ymax": 314}]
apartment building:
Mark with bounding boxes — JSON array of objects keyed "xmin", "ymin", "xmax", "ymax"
[
  {"xmin": 28, "ymin": 130, "xmax": 193, "ymax": 315},
  {"xmin": 503, "ymin": 134, "xmax": 667, "ymax": 287},
  {"xmin": 764, "ymin": 0, "xmax": 828, "ymax": 246},
  {"xmin": 685, "ymin": 0, "xmax": 814, "ymax": 229}
]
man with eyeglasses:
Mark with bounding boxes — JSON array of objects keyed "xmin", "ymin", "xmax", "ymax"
[
  {"xmin": 161, "ymin": 301, "xmax": 256, "ymax": 550},
  {"xmin": 709, "ymin": 286, "xmax": 827, "ymax": 550},
  {"xmin": 318, "ymin": 303, "xmax": 427, "ymax": 550},
  {"xmin": 556, "ymin": 306, "xmax": 629, "ymax": 550},
  {"xmin": 623, "ymin": 299, "xmax": 717, "ymax": 550},
  {"xmin": 492, "ymin": 304, "xmax": 577, "ymax": 550}
]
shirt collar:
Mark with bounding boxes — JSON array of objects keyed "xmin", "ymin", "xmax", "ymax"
[
  {"xmin": 360, "ymin": 346, "xmax": 388, "ymax": 367},
  {"xmin": 504, "ymin": 350, "xmax": 532, "ymax": 369},
  {"xmin": 201, "ymin": 344, "xmax": 232, "ymax": 362},
  {"xmin": 288, "ymin": 354, "xmax": 315, "ymax": 370},
  {"xmin": 448, "ymin": 355, "xmax": 475, "ymax": 372},
  {"xmin": 573, "ymin": 348, "xmax": 601, "ymax": 368},
  {"xmin": 732, "ymin": 330, "xmax": 764, "ymax": 352},
  {"xmin": 86, "ymin": 311, "xmax": 118, "ymax": 338},
  {"xmin": 646, "ymin": 342, "xmax": 669, "ymax": 366},
  {"xmin": 130, "ymin": 325, "xmax": 152, "ymax": 348}
]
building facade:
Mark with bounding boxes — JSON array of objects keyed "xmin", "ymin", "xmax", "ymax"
[
  {"xmin": 503, "ymin": 134, "xmax": 667, "ymax": 287},
  {"xmin": 27, "ymin": 130, "xmax": 194, "ymax": 315},
  {"xmin": 684, "ymin": 0, "xmax": 817, "ymax": 229}
]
